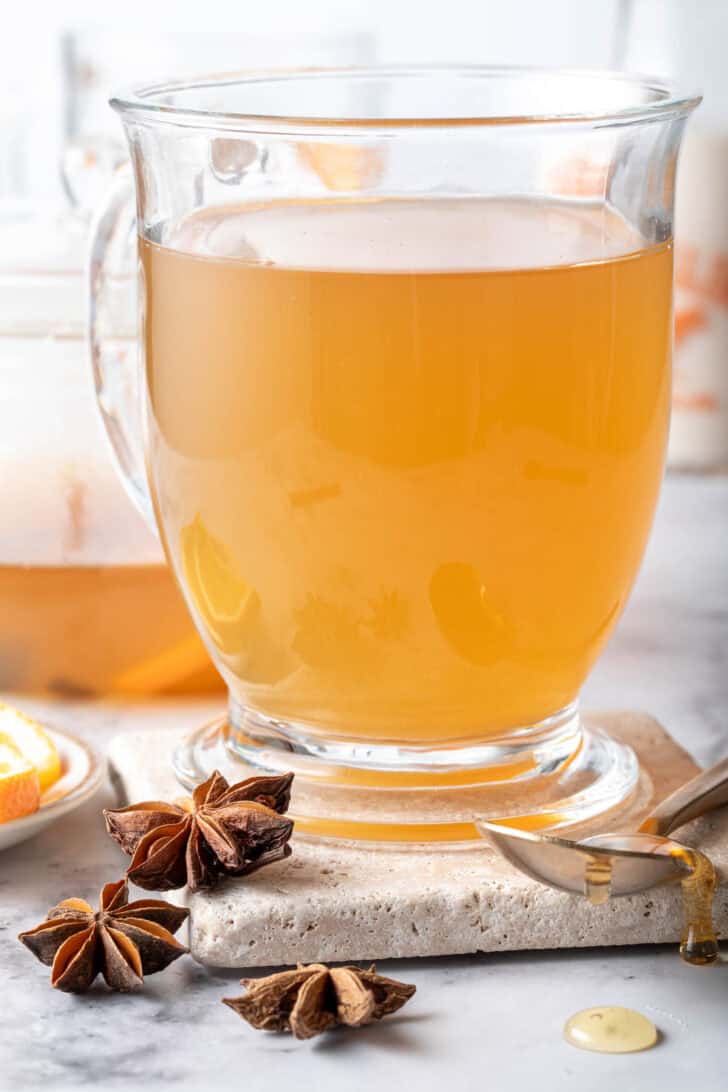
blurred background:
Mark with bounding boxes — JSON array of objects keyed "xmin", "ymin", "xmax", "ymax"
[
  {"xmin": 1, "ymin": 0, "xmax": 726, "ymax": 718},
  {"xmin": 1, "ymin": 0, "xmax": 623, "ymax": 202}
]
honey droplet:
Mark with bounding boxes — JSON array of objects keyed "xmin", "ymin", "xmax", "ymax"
[
  {"xmin": 672, "ymin": 845, "xmax": 720, "ymax": 966},
  {"xmin": 564, "ymin": 1006, "xmax": 658, "ymax": 1054},
  {"xmin": 584, "ymin": 857, "xmax": 612, "ymax": 905},
  {"xmin": 578, "ymin": 834, "xmax": 719, "ymax": 966}
]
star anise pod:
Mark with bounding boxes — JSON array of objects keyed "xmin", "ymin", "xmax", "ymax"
[
  {"xmin": 18, "ymin": 879, "xmax": 189, "ymax": 993},
  {"xmin": 104, "ymin": 770, "xmax": 294, "ymax": 893},
  {"xmin": 223, "ymin": 962, "xmax": 416, "ymax": 1040}
]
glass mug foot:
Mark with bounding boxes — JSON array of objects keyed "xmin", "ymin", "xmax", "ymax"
[{"xmin": 172, "ymin": 704, "xmax": 647, "ymax": 844}]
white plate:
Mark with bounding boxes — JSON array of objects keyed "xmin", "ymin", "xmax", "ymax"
[{"xmin": 0, "ymin": 725, "xmax": 104, "ymax": 851}]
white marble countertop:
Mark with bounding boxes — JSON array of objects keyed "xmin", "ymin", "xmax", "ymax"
[{"xmin": 2, "ymin": 474, "xmax": 727, "ymax": 1092}]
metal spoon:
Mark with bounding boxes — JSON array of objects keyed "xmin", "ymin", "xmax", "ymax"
[{"xmin": 479, "ymin": 756, "xmax": 728, "ymax": 897}]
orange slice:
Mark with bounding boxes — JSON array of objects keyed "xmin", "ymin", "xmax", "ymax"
[
  {"xmin": 180, "ymin": 515, "xmax": 259, "ymax": 656},
  {"xmin": 0, "ymin": 733, "xmax": 40, "ymax": 823},
  {"xmin": 0, "ymin": 703, "xmax": 62, "ymax": 792}
]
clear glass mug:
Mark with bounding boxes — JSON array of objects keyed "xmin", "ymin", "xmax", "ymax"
[{"xmin": 90, "ymin": 67, "xmax": 698, "ymax": 840}]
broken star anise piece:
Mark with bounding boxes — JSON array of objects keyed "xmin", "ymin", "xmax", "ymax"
[
  {"xmin": 18, "ymin": 878, "xmax": 189, "ymax": 993},
  {"xmin": 223, "ymin": 962, "xmax": 416, "ymax": 1040},
  {"xmin": 104, "ymin": 770, "xmax": 294, "ymax": 893}
]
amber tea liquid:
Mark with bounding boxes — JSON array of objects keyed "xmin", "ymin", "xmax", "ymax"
[
  {"xmin": 0, "ymin": 563, "xmax": 222, "ymax": 696},
  {"xmin": 143, "ymin": 197, "xmax": 672, "ymax": 743}
]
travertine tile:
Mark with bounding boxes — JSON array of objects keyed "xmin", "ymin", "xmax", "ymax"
[{"xmin": 108, "ymin": 713, "xmax": 727, "ymax": 967}]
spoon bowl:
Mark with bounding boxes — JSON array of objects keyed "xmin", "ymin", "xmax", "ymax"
[
  {"xmin": 481, "ymin": 825, "xmax": 689, "ymax": 898},
  {"xmin": 479, "ymin": 755, "xmax": 728, "ymax": 897}
]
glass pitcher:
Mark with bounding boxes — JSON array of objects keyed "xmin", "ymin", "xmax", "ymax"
[
  {"xmin": 0, "ymin": 206, "xmax": 221, "ymax": 696},
  {"xmin": 89, "ymin": 66, "xmax": 698, "ymax": 840}
]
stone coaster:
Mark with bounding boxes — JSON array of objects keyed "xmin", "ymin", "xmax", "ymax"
[{"xmin": 108, "ymin": 713, "xmax": 728, "ymax": 967}]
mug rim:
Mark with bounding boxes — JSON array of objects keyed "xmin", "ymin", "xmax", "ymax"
[{"xmin": 110, "ymin": 63, "xmax": 701, "ymax": 132}]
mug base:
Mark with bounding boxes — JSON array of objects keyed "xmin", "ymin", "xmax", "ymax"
[{"xmin": 173, "ymin": 704, "xmax": 647, "ymax": 844}]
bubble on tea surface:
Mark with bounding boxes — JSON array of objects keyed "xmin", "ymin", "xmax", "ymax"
[{"xmin": 564, "ymin": 1006, "xmax": 658, "ymax": 1054}]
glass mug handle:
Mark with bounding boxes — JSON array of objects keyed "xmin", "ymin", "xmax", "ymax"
[{"xmin": 88, "ymin": 165, "xmax": 156, "ymax": 530}]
